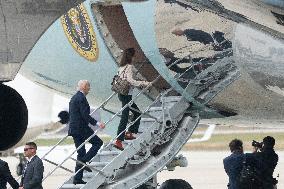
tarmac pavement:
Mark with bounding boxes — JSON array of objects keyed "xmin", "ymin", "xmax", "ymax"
[{"xmin": 3, "ymin": 151, "xmax": 283, "ymax": 189}]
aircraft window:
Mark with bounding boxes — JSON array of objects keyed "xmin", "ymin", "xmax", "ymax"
[{"xmin": 271, "ymin": 11, "xmax": 284, "ymax": 26}]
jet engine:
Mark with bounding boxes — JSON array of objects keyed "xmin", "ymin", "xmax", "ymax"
[{"xmin": 0, "ymin": 84, "xmax": 28, "ymax": 151}]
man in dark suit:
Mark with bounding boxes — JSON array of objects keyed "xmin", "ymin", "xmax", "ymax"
[
  {"xmin": 223, "ymin": 139, "xmax": 245, "ymax": 189},
  {"xmin": 69, "ymin": 80, "xmax": 105, "ymax": 185},
  {"xmin": 245, "ymin": 136, "xmax": 279, "ymax": 189},
  {"xmin": 0, "ymin": 159, "xmax": 19, "ymax": 189},
  {"xmin": 19, "ymin": 142, "xmax": 44, "ymax": 189}
]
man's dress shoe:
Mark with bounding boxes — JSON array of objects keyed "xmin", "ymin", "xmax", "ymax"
[
  {"xmin": 84, "ymin": 166, "xmax": 92, "ymax": 172},
  {"xmin": 73, "ymin": 179, "xmax": 87, "ymax": 185}
]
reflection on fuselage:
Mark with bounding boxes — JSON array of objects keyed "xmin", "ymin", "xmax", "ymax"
[
  {"xmin": 155, "ymin": 1, "xmax": 234, "ymax": 88},
  {"xmin": 154, "ymin": 0, "xmax": 284, "ymax": 121}
]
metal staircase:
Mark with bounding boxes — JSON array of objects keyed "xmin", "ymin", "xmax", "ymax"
[
  {"xmin": 32, "ymin": 46, "xmax": 240, "ymax": 189},
  {"xmin": 56, "ymin": 57, "xmax": 239, "ymax": 189},
  {"xmin": 59, "ymin": 94, "xmax": 198, "ymax": 189}
]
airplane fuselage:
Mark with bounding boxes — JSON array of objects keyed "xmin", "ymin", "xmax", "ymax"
[
  {"xmin": 1, "ymin": 0, "xmax": 284, "ymax": 151},
  {"xmin": 20, "ymin": 0, "xmax": 284, "ymax": 124}
]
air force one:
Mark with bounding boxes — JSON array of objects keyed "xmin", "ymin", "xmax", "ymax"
[
  {"xmin": 0, "ymin": 0, "xmax": 283, "ymax": 187},
  {"xmin": 0, "ymin": 0, "xmax": 284, "ymax": 148}
]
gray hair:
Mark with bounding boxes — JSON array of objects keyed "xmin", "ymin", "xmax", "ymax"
[{"xmin": 77, "ymin": 80, "xmax": 89, "ymax": 91}]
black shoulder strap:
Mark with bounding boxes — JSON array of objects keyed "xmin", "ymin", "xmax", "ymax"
[{"xmin": 120, "ymin": 65, "xmax": 128, "ymax": 79}]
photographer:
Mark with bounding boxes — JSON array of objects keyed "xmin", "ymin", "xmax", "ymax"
[{"xmin": 246, "ymin": 136, "xmax": 278, "ymax": 189}]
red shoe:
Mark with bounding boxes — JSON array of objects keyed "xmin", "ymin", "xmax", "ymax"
[
  {"xmin": 114, "ymin": 140, "xmax": 124, "ymax": 151},
  {"xmin": 125, "ymin": 132, "xmax": 136, "ymax": 140}
]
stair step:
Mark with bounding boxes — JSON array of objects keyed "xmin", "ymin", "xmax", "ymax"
[
  {"xmin": 66, "ymin": 162, "xmax": 108, "ymax": 178},
  {"xmin": 162, "ymin": 96, "xmax": 182, "ymax": 103},
  {"xmin": 139, "ymin": 118, "xmax": 157, "ymax": 133},
  {"xmin": 148, "ymin": 106, "xmax": 163, "ymax": 111},
  {"xmin": 123, "ymin": 140, "xmax": 135, "ymax": 146},
  {"xmin": 62, "ymin": 161, "xmax": 112, "ymax": 186},
  {"xmin": 91, "ymin": 151, "xmax": 120, "ymax": 162},
  {"xmin": 61, "ymin": 184, "xmax": 84, "ymax": 189},
  {"xmin": 83, "ymin": 172, "xmax": 96, "ymax": 178},
  {"xmin": 102, "ymin": 115, "xmax": 199, "ymax": 189},
  {"xmin": 89, "ymin": 161, "xmax": 109, "ymax": 168},
  {"xmin": 146, "ymin": 106, "xmax": 163, "ymax": 118},
  {"xmin": 141, "ymin": 117, "xmax": 156, "ymax": 122}
]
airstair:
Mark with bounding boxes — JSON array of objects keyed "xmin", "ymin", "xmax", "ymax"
[
  {"xmin": 60, "ymin": 94, "xmax": 198, "ymax": 189},
  {"xmin": 32, "ymin": 49, "xmax": 239, "ymax": 189}
]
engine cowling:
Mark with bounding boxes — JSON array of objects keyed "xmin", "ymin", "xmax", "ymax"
[{"xmin": 0, "ymin": 84, "xmax": 28, "ymax": 151}]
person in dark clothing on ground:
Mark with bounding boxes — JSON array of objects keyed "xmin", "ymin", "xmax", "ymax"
[
  {"xmin": 223, "ymin": 139, "xmax": 245, "ymax": 189},
  {"xmin": 245, "ymin": 136, "xmax": 278, "ymax": 189},
  {"xmin": 20, "ymin": 142, "xmax": 44, "ymax": 189},
  {"xmin": 0, "ymin": 159, "xmax": 19, "ymax": 189},
  {"xmin": 69, "ymin": 80, "xmax": 106, "ymax": 185},
  {"xmin": 160, "ymin": 179, "xmax": 193, "ymax": 189}
]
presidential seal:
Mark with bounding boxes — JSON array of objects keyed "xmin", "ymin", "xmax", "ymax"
[{"xmin": 61, "ymin": 4, "xmax": 99, "ymax": 61}]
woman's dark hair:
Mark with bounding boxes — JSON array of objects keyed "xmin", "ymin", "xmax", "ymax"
[{"xmin": 120, "ymin": 48, "xmax": 136, "ymax": 67}]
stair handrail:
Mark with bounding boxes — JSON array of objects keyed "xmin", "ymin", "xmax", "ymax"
[
  {"xmin": 96, "ymin": 55, "xmax": 197, "ymax": 152},
  {"xmin": 40, "ymin": 92, "xmax": 117, "ymax": 182},
  {"xmin": 39, "ymin": 92, "xmax": 118, "ymax": 170},
  {"xmin": 54, "ymin": 52, "xmax": 203, "ymax": 186},
  {"xmin": 56, "ymin": 92, "xmax": 169, "ymax": 189},
  {"xmin": 67, "ymin": 59, "xmax": 195, "ymax": 184},
  {"xmin": 48, "ymin": 47, "xmax": 226, "ymax": 186},
  {"xmin": 13, "ymin": 45, "xmax": 232, "ymax": 189},
  {"xmin": 58, "ymin": 80, "xmax": 180, "ymax": 189},
  {"xmin": 43, "ymin": 72, "xmax": 163, "ymax": 183},
  {"xmin": 54, "ymin": 60, "xmax": 182, "ymax": 187},
  {"xmin": 63, "ymin": 89, "xmax": 185, "ymax": 188}
]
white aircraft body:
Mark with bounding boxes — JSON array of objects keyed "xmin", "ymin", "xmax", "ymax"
[{"xmin": 0, "ymin": 0, "xmax": 283, "ymax": 188}]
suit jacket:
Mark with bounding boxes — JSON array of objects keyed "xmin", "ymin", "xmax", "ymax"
[
  {"xmin": 68, "ymin": 91, "xmax": 97, "ymax": 137},
  {"xmin": 223, "ymin": 152, "xmax": 244, "ymax": 189},
  {"xmin": 21, "ymin": 155, "xmax": 44, "ymax": 189},
  {"xmin": 0, "ymin": 159, "xmax": 19, "ymax": 189},
  {"xmin": 246, "ymin": 149, "xmax": 278, "ymax": 188}
]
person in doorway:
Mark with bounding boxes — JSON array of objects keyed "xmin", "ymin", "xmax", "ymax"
[
  {"xmin": 69, "ymin": 80, "xmax": 105, "ymax": 185},
  {"xmin": 114, "ymin": 48, "xmax": 151, "ymax": 150},
  {"xmin": 19, "ymin": 142, "xmax": 44, "ymax": 189}
]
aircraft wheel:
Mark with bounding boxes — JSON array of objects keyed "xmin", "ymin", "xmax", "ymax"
[{"xmin": 160, "ymin": 179, "xmax": 193, "ymax": 189}]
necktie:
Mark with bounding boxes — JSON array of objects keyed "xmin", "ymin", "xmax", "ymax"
[
  {"xmin": 21, "ymin": 161, "xmax": 29, "ymax": 186},
  {"xmin": 22, "ymin": 161, "xmax": 29, "ymax": 176}
]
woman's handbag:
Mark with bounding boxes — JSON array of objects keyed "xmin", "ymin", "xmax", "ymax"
[{"xmin": 111, "ymin": 66, "xmax": 131, "ymax": 95}]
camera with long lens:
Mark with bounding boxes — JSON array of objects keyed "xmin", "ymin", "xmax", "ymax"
[{"xmin": 252, "ymin": 140, "xmax": 263, "ymax": 149}]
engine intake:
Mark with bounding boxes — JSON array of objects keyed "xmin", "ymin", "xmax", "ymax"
[{"xmin": 0, "ymin": 84, "xmax": 28, "ymax": 151}]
